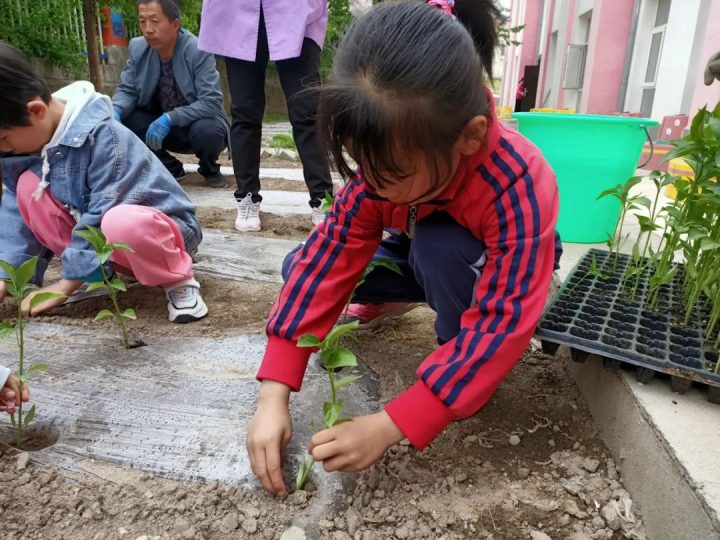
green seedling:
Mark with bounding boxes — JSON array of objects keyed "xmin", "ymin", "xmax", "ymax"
[
  {"xmin": 294, "ymin": 258, "xmax": 403, "ymax": 490},
  {"xmin": 597, "ymin": 176, "xmax": 648, "ymax": 271},
  {"xmin": 0, "ymin": 257, "xmax": 65, "ymax": 445},
  {"xmin": 74, "ymin": 226, "xmax": 137, "ymax": 349},
  {"xmin": 269, "ymin": 133, "xmax": 296, "ymax": 151},
  {"xmin": 569, "ymin": 254, "xmax": 606, "ymax": 294}
]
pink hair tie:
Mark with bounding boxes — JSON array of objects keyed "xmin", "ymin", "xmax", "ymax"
[{"xmin": 428, "ymin": 0, "xmax": 456, "ymax": 18}]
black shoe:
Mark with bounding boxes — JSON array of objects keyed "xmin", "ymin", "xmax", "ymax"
[{"xmin": 203, "ymin": 172, "xmax": 227, "ymax": 188}]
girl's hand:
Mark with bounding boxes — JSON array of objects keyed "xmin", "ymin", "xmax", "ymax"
[
  {"xmin": 0, "ymin": 280, "xmax": 7, "ymax": 304},
  {"xmin": 21, "ymin": 279, "xmax": 81, "ymax": 316},
  {"xmin": 309, "ymin": 411, "xmax": 405, "ymax": 472},
  {"xmin": 0, "ymin": 375, "xmax": 29, "ymax": 415},
  {"xmin": 246, "ymin": 380, "xmax": 292, "ymax": 496}
]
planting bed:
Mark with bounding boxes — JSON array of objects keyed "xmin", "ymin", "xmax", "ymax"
[{"xmin": 537, "ymin": 249, "xmax": 720, "ymax": 403}]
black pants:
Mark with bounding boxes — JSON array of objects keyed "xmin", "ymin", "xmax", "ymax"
[
  {"xmin": 224, "ymin": 10, "xmax": 332, "ymax": 206},
  {"xmin": 123, "ymin": 108, "xmax": 226, "ymax": 177}
]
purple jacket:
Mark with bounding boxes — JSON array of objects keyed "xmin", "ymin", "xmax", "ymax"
[{"xmin": 198, "ymin": 0, "xmax": 328, "ymax": 61}]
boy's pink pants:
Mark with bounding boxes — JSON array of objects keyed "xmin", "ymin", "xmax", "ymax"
[{"xmin": 16, "ymin": 171, "xmax": 194, "ymax": 288}]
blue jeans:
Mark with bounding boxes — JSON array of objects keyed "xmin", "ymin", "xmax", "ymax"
[{"xmin": 282, "ymin": 212, "xmax": 562, "ymax": 342}]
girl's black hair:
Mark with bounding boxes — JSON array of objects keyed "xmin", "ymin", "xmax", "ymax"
[
  {"xmin": 0, "ymin": 42, "xmax": 51, "ymax": 129},
  {"xmin": 319, "ymin": 0, "xmax": 501, "ymax": 189}
]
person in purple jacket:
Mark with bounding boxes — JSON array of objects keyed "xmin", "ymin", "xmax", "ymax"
[{"xmin": 198, "ymin": 0, "xmax": 334, "ymax": 232}]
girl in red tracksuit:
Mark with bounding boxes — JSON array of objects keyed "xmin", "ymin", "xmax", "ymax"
[{"xmin": 247, "ymin": 0, "xmax": 561, "ymax": 496}]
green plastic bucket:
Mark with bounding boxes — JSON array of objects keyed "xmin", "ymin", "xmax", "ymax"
[{"xmin": 512, "ymin": 113, "xmax": 658, "ymax": 243}]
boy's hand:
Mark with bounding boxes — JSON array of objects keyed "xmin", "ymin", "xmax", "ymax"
[
  {"xmin": 0, "ymin": 375, "xmax": 29, "ymax": 414},
  {"xmin": 246, "ymin": 380, "xmax": 292, "ymax": 496},
  {"xmin": 22, "ymin": 279, "xmax": 81, "ymax": 316},
  {"xmin": 0, "ymin": 280, "xmax": 6, "ymax": 304},
  {"xmin": 309, "ymin": 411, "xmax": 405, "ymax": 472}
]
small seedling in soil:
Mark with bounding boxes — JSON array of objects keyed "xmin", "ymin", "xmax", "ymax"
[
  {"xmin": 74, "ymin": 226, "xmax": 138, "ymax": 349},
  {"xmin": 569, "ymin": 254, "xmax": 606, "ymax": 294},
  {"xmin": 0, "ymin": 257, "xmax": 65, "ymax": 446},
  {"xmin": 294, "ymin": 258, "xmax": 403, "ymax": 490}
]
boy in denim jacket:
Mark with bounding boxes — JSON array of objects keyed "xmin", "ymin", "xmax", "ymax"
[{"xmin": 0, "ymin": 42, "xmax": 208, "ymax": 323}]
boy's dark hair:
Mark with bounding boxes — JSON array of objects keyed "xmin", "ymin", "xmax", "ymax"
[
  {"xmin": 137, "ymin": 0, "xmax": 181, "ymax": 21},
  {"xmin": 319, "ymin": 0, "xmax": 501, "ymax": 189},
  {"xmin": 0, "ymin": 42, "xmax": 52, "ymax": 129}
]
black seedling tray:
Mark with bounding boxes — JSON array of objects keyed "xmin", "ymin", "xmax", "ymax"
[{"xmin": 537, "ymin": 249, "xmax": 720, "ymax": 404}]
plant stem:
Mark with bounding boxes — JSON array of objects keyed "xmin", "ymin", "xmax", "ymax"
[
  {"xmin": 101, "ymin": 266, "xmax": 129, "ymax": 349},
  {"xmin": 15, "ymin": 298, "xmax": 25, "ymax": 445}
]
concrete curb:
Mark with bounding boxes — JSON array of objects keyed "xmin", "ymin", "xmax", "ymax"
[{"xmin": 566, "ymin": 357, "xmax": 720, "ymax": 540}]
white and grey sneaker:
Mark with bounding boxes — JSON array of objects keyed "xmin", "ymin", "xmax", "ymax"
[
  {"xmin": 165, "ymin": 278, "xmax": 208, "ymax": 323},
  {"xmin": 311, "ymin": 206, "xmax": 326, "ymax": 226},
  {"xmin": 235, "ymin": 193, "xmax": 261, "ymax": 232}
]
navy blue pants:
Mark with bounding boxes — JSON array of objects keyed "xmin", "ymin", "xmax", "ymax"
[{"xmin": 282, "ymin": 213, "xmax": 562, "ymax": 342}]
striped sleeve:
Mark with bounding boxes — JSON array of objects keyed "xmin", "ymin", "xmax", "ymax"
[
  {"xmin": 256, "ymin": 178, "xmax": 384, "ymax": 390},
  {"xmin": 384, "ymin": 137, "xmax": 559, "ymax": 450}
]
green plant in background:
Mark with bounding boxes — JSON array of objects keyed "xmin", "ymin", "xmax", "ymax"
[
  {"xmin": 0, "ymin": 257, "xmax": 65, "ymax": 445},
  {"xmin": 268, "ymin": 133, "xmax": 296, "ymax": 151},
  {"xmin": 74, "ymin": 226, "xmax": 137, "ymax": 349},
  {"xmin": 107, "ymin": 0, "xmax": 203, "ymax": 35},
  {"xmin": 0, "ymin": 1, "xmax": 85, "ymax": 69},
  {"xmin": 294, "ymin": 258, "xmax": 402, "ymax": 490},
  {"xmin": 321, "ymin": 0, "xmax": 353, "ymax": 79}
]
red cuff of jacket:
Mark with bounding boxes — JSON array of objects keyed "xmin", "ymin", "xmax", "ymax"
[
  {"xmin": 384, "ymin": 381, "xmax": 455, "ymax": 451},
  {"xmin": 256, "ymin": 336, "xmax": 312, "ymax": 391}
]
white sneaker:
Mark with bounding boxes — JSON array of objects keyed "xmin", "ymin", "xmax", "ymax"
[
  {"xmin": 235, "ymin": 193, "xmax": 261, "ymax": 232},
  {"xmin": 311, "ymin": 206, "xmax": 326, "ymax": 226},
  {"xmin": 165, "ymin": 278, "xmax": 208, "ymax": 323}
]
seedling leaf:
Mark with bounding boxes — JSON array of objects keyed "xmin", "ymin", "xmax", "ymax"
[
  {"xmin": 29, "ymin": 292, "xmax": 66, "ymax": 312},
  {"xmin": 15, "ymin": 257, "xmax": 38, "ymax": 290},
  {"xmin": 324, "ymin": 321, "xmax": 360, "ymax": 346},
  {"xmin": 334, "ymin": 374, "xmax": 362, "ymax": 390},
  {"xmin": 24, "ymin": 404, "xmax": 35, "ymax": 425},
  {"xmin": 109, "ymin": 242, "xmax": 134, "ymax": 253},
  {"xmin": 110, "ymin": 277, "xmax": 127, "ymax": 291},
  {"xmin": 297, "ymin": 334, "xmax": 322, "ymax": 348},
  {"xmin": 85, "ymin": 281, "xmax": 107, "ymax": 293},
  {"xmin": 94, "ymin": 309, "xmax": 114, "ymax": 321},
  {"xmin": 97, "ymin": 246, "xmax": 114, "ymax": 264},
  {"xmin": 0, "ymin": 260, "xmax": 17, "ymax": 281},
  {"xmin": 296, "ymin": 457, "xmax": 314, "ymax": 491},
  {"xmin": 323, "ymin": 400, "xmax": 344, "ymax": 428},
  {"xmin": 0, "ymin": 322, "xmax": 14, "ymax": 340},
  {"xmin": 28, "ymin": 363, "xmax": 49, "ymax": 374},
  {"xmin": 121, "ymin": 308, "xmax": 137, "ymax": 320},
  {"xmin": 323, "ymin": 348, "xmax": 357, "ymax": 370}
]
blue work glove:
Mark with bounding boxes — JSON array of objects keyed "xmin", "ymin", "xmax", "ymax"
[
  {"xmin": 112, "ymin": 108, "xmax": 122, "ymax": 122},
  {"xmin": 146, "ymin": 113, "xmax": 172, "ymax": 150}
]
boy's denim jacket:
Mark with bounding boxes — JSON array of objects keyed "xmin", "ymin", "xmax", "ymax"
[{"xmin": 0, "ymin": 97, "xmax": 201, "ymax": 284}]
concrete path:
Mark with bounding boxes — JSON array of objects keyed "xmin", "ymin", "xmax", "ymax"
[
  {"xmin": 183, "ymin": 163, "xmax": 343, "ymax": 184},
  {"xmin": 186, "ymin": 188, "xmax": 312, "ymax": 215}
]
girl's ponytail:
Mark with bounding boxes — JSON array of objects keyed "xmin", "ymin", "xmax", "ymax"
[{"xmin": 452, "ymin": 0, "xmax": 503, "ymax": 81}]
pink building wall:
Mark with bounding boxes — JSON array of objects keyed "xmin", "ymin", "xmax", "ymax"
[
  {"xmin": 689, "ymin": 0, "xmax": 720, "ymax": 115},
  {"xmin": 535, "ymin": 0, "xmax": 555, "ymax": 109},
  {"xmin": 501, "ymin": 0, "xmax": 545, "ymax": 108},
  {"xmin": 581, "ymin": 0, "xmax": 635, "ymax": 114}
]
